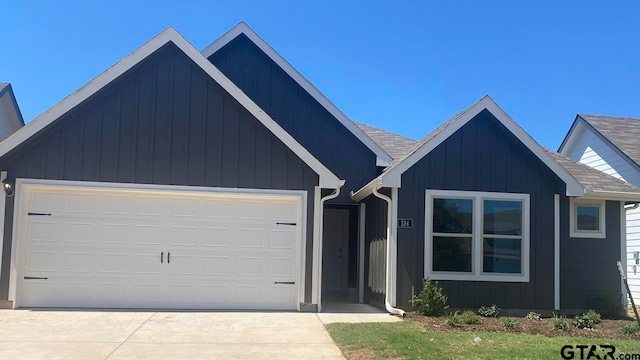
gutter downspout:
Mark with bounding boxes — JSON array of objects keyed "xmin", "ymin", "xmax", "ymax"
[
  {"xmin": 372, "ymin": 187, "xmax": 406, "ymax": 317},
  {"xmin": 317, "ymin": 181, "xmax": 345, "ymax": 312}
]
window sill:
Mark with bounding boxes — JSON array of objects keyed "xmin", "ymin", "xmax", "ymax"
[
  {"xmin": 569, "ymin": 231, "xmax": 606, "ymax": 239},
  {"xmin": 427, "ymin": 273, "xmax": 530, "ymax": 283}
]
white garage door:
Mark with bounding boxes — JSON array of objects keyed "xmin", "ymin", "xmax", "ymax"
[{"xmin": 15, "ymin": 182, "xmax": 303, "ymax": 310}]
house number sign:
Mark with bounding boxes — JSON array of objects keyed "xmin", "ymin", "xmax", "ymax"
[{"xmin": 397, "ymin": 219, "xmax": 413, "ymax": 228}]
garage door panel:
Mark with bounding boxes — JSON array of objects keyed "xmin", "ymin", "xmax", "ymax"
[
  {"xmin": 134, "ymin": 224, "xmax": 164, "ymax": 246},
  {"xmin": 132, "ymin": 283, "xmax": 161, "ymax": 304},
  {"xmin": 270, "ymin": 202, "xmax": 296, "ymax": 221},
  {"xmin": 29, "ymin": 221, "xmax": 58, "ymax": 244},
  {"xmin": 237, "ymin": 228, "xmax": 263, "ymax": 248},
  {"xmin": 27, "ymin": 251, "xmax": 57, "ymax": 272},
  {"xmin": 98, "ymin": 283, "xmax": 126, "ymax": 303},
  {"xmin": 204, "ymin": 199, "xmax": 234, "ymax": 219},
  {"xmin": 168, "ymin": 254, "xmax": 197, "ymax": 275},
  {"xmin": 133, "ymin": 253, "xmax": 164, "ymax": 275},
  {"xmin": 268, "ymin": 258, "xmax": 295, "ymax": 277},
  {"xmin": 203, "ymin": 227, "xmax": 231, "ymax": 247},
  {"xmin": 171, "ymin": 198, "xmax": 201, "ymax": 218},
  {"xmin": 169, "ymin": 225, "xmax": 201, "ymax": 247},
  {"xmin": 18, "ymin": 183, "xmax": 302, "ymax": 310},
  {"xmin": 100, "ymin": 223, "xmax": 129, "ymax": 245},
  {"xmin": 269, "ymin": 229, "xmax": 295, "ymax": 249},
  {"xmin": 202, "ymin": 256, "xmax": 230, "ymax": 276},
  {"xmin": 99, "ymin": 253, "xmax": 128, "ymax": 274},
  {"xmin": 135, "ymin": 196, "xmax": 165, "ymax": 217},
  {"xmin": 103, "ymin": 194, "xmax": 130, "ymax": 215},
  {"xmin": 63, "ymin": 252, "xmax": 92, "ymax": 273},
  {"xmin": 30, "ymin": 191, "xmax": 61, "ymax": 213},
  {"xmin": 67, "ymin": 193, "xmax": 96, "ymax": 214},
  {"xmin": 64, "ymin": 222, "xmax": 94, "ymax": 244}
]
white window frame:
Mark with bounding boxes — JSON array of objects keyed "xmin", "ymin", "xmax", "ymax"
[
  {"xmin": 569, "ymin": 198, "xmax": 606, "ymax": 239},
  {"xmin": 425, "ymin": 189, "xmax": 530, "ymax": 282}
]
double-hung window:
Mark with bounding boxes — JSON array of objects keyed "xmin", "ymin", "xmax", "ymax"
[{"xmin": 425, "ymin": 190, "xmax": 530, "ymax": 282}]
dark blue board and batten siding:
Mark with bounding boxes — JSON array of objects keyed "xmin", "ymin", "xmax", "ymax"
[
  {"xmin": 363, "ymin": 194, "xmax": 389, "ymax": 305},
  {"xmin": 0, "ymin": 43, "xmax": 319, "ymax": 301},
  {"xmin": 560, "ymin": 198, "xmax": 621, "ymax": 310},
  {"xmin": 395, "ymin": 109, "xmax": 565, "ymax": 310},
  {"xmin": 207, "ymin": 34, "xmax": 379, "ymax": 202}
]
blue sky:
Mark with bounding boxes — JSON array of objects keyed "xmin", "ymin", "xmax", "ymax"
[{"xmin": 2, "ymin": 1, "xmax": 639, "ymax": 149}]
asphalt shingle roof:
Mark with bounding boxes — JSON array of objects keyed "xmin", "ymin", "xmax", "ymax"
[
  {"xmin": 580, "ymin": 114, "xmax": 640, "ymax": 167},
  {"xmin": 546, "ymin": 149, "xmax": 640, "ymax": 193},
  {"xmin": 354, "ymin": 122, "xmax": 417, "ymax": 160}
]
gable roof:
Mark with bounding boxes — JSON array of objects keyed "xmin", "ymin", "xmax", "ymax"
[
  {"xmin": 201, "ymin": 22, "xmax": 393, "ymax": 167},
  {"xmin": 0, "ymin": 82, "xmax": 25, "ymax": 126},
  {"xmin": 559, "ymin": 114, "xmax": 640, "ymax": 171},
  {"xmin": 546, "ymin": 149, "xmax": 640, "ymax": 197},
  {"xmin": 351, "ymin": 96, "xmax": 585, "ymax": 201},
  {"xmin": 0, "ymin": 28, "xmax": 343, "ymax": 189},
  {"xmin": 354, "ymin": 122, "xmax": 417, "ymax": 160}
]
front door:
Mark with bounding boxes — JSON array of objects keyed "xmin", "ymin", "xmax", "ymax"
[{"xmin": 322, "ymin": 209, "xmax": 349, "ymax": 292}]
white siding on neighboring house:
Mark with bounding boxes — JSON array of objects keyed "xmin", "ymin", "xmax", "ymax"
[
  {"xmin": 0, "ymin": 92, "xmax": 23, "ymax": 141},
  {"xmin": 564, "ymin": 125, "xmax": 640, "ymax": 302}
]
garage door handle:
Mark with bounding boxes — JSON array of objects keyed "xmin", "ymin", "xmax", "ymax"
[
  {"xmin": 28, "ymin": 212, "xmax": 52, "ymax": 216},
  {"xmin": 167, "ymin": 252, "xmax": 170, "ymax": 264},
  {"xmin": 276, "ymin": 222, "xmax": 297, "ymax": 226},
  {"xmin": 274, "ymin": 281, "xmax": 295, "ymax": 285},
  {"xmin": 161, "ymin": 252, "xmax": 163, "ymax": 263},
  {"xmin": 24, "ymin": 276, "xmax": 48, "ymax": 280}
]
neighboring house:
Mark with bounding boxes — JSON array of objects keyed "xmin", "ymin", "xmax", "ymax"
[
  {"xmin": 559, "ymin": 114, "xmax": 640, "ymax": 303},
  {"xmin": 0, "ymin": 83, "xmax": 25, "ymax": 141},
  {"xmin": 0, "ymin": 23, "xmax": 636, "ymax": 313}
]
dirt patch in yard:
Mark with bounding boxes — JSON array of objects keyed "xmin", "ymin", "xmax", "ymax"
[{"xmin": 405, "ymin": 312, "xmax": 640, "ymax": 341}]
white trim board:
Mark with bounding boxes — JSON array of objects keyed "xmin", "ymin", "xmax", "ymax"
[
  {"xmin": 201, "ymin": 22, "xmax": 393, "ymax": 167},
  {"xmin": 0, "ymin": 171, "xmax": 6, "ymax": 283},
  {"xmin": 0, "ymin": 28, "xmax": 343, "ymax": 189},
  {"xmin": 352, "ymin": 96, "xmax": 585, "ymax": 200},
  {"xmin": 554, "ymin": 194, "xmax": 560, "ymax": 310}
]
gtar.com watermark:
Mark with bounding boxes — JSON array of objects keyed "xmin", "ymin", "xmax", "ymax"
[{"xmin": 560, "ymin": 345, "xmax": 640, "ymax": 360}]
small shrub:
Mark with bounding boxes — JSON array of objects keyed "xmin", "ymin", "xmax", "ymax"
[
  {"xmin": 413, "ymin": 278, "xmax": 449, "ymax": 316},
  {"xmin": 525, "ymin": 312, "xmax": 542, "ymax": 320},
  {"xmin": 585, "ymin": 310, "xmax": 602, "ymax": 324},
  {"xmin": 573, "ymin": 314, "xmax": 595, "ymax": 329},
  {"xmin": 478, "ymin": 305, "xmax": 500, "ymax": 318},
  {"xmin": 460, "ymin": 310, "xmax": 481, "ymax": 325},
  {"xmin": 503, "ymin": 317, "xmax": 518, "ymax": 331},
  {"xmin": 445, "ymin": 311, "xmax": 460, "ymax": 327},
  {"xmin": 587, "ymin": 290, "xmax": 624, "ymax": 318},
  {"xmin": 621, "ymin": 323, "xmax": 640, "ymax": 335},
  {"xmin": 553, "ymin": 313, "xmax": 569, "ymax": 331}
]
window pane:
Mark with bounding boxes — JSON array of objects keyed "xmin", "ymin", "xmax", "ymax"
[
  {"xmin": 433, "ymin": 236, "xmax": 472, "ymax": 272},
  {"xmin": 576, "ymin": 205, "xmax": 599, "ymax": 231},
  {"xmin": 433, "ymin": 198, "xmax": 473, "ymax": 234},
  {"xmin": 483, "ymin": 200, "xmax": 522, "ymax": 235},
  {"xmin": 483, "ymin": 238, "xmax": 521, "ymax": 274}
]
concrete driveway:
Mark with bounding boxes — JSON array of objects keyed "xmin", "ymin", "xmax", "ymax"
[{"xmin": 0, "ymin": 310, "xmax": 348, "ymax": 360}]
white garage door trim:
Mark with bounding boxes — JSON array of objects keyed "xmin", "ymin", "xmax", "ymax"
[{"xmin": 9, "ymin": 178, "xmax": 308, "ymax": 310}]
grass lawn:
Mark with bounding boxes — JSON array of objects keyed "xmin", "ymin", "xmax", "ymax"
[{"xmin": 326, "ymin": 321, "xmax": 640, "ymax": 360}]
